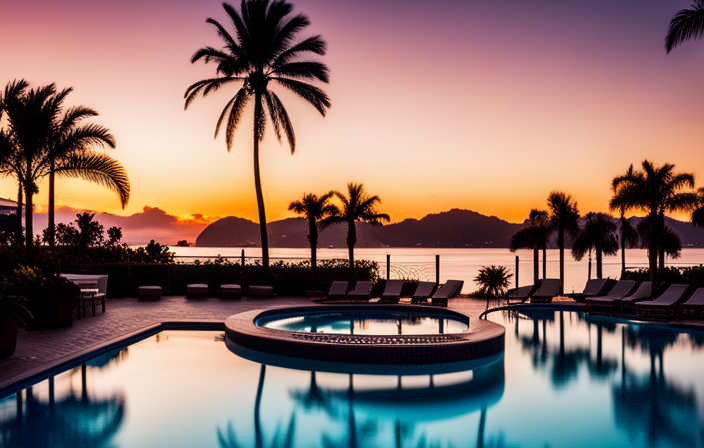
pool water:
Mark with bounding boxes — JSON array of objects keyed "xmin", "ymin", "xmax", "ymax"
[
  {"xmin": 258, "ymin": 311, "xmax": 469, "ymax": 335},
  {"xmin": 2, "ymin": 310, "xmax": 704, "ymax": 447}
]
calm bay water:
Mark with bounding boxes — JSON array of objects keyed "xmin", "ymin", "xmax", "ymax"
[{"xmin": 170, "ymin": 247, "xmax": 704, "ymax": 294}]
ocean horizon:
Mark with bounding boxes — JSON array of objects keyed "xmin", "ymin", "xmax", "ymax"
[{"xmin": 168, "ymin": 247, "xmax": 704, "ymax": 294}]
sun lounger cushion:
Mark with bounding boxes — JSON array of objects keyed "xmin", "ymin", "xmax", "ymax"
[
  {"xmin": 186, "ymin": 284, "xmax": 209, "ymax": 296},
  {"xmin": 219, "ymin": 284, "xmax": 242, "ymax": 298},
  {"xmin": 620, "ymin": 282, "xmax": 652, "ymax": 303},
  {"xmin": 348, "ymin": 281, "xmax": 372, "ymax": 299},
  {"xmin": 138, "ymin": 285, "xmax": 162, "ymax": 301},
  {"xmin": 248, "ymin": 285, "xmax": 275, "ymax": 297},
  {"xmin": 381, "ymin": 280, "xmax": 404, "ymax": 299},
  {"xmin": 326, "ymin": 281, "xmax": 349, "ymax": 299},
  {"xmin": 412, "ymin": 282, "xmax": 436, "ymax": 300},
  {"xmin": 637, "ymin": 283, "xmax": 689, "ymax": 307},
  {"xmin": 586, "ymin": 280, "xmax": 637, "ymax": 303}
]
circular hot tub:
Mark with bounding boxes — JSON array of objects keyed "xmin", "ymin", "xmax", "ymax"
[{"xmin": 225, "ymin": 305, "xmax": 505, "ymax": 367}]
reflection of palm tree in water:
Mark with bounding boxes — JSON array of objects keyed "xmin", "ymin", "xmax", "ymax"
[
  {"xmin": 614, "ymin": 325, "xmax": 704, "ymax": 447},
  {"xmin": 0, "ymin": 362, "xmax": 125, "ymax": 448}
]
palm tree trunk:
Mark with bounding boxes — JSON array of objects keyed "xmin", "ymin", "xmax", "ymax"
[
  {"xmin": 658, "ymin": 246, "xmax": 665, "ymax": 270},
  {"xmin": 253, "ymin": 96, "xmax": 269, "ymax": 269},
  {"xmin": 596, "ymin": 246, "xmax": 603, "ymax": 279},
  {"xmin": 558, "ymin": 226, "xmax": 565, "ymax": 295},
  {"xmin": 542, "ymin": 246, "xmax": 547, "ymax": 279},
  {"xmin": 533, "ymin": 247, "xmax": 539, "ymax": 284},
  {"xmin": 347, "ymin": 220, "xmax": 356, "ymax": 278},
  {"xmin": 649, "ymin": 217, "xmax": 658, "ymax": 297},
  {"xmin": 48, "ymin": 161, "xmax": 55, "ymax": 247},
  {"xmin": 24, "ymin": 182, "xmax": 33, "ymax": 263},
  {"xmin": 309, "ymin": 219, "xmax": 318, "ymax": 269},
  {"xmin": 620, "ymin": 214, "xmax": 626, "ymax": 278},
  {"xmin": 15, "ymin": 183, "xmax": 23, "ymax": 247}
]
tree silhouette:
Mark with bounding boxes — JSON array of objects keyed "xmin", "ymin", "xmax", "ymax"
[
  {"xmin": 185, "ymin": 0, "xmax": 331, "ymax": 268},
  {"xmin": 571, "ymin": 212, "xmax": 618, "ymax": 279},
  {"xmin": 610, "ymin": 160, "xmax": 697, "ymax": 295},
  {"xmin": 289, "ymin": 192, "xmax": 339, "ymax": 269},
  {"xmin": 0, "ymin": 80, "xmax": 129, "ymax": 261},
  {"xmin": 547, "ymin": 191, "xmax": 580, "ymax": 295},
  {"xmin": 510, "ymin": 209, "xmax": 550, "ymax": 284},
  {"xmin": 665, "ymin": 0, "xmax": 704, "ymax": 53},
  {"xmin": 325, "ymin": 183, "xmax": 389, "ymax": 277}
]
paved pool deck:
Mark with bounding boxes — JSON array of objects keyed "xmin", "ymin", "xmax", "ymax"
[{"xmin": 0, "ymin": 295, "xmax": 496, "ymax": 391}]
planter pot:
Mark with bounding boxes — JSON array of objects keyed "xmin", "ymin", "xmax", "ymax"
[
  {"xmin": 0, "ymin": 324, "xmax": 18, "ymax": 358},
  {"xmin": 27, "ymin": 296, "xmax": 75, "ymax": 330}
]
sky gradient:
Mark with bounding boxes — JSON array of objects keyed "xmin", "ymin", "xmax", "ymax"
[{"xmin": 2, "ymin": 0, "xmax": 704, "ymax": 232}]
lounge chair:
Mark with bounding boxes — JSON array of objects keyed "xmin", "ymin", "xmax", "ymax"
[
  {"xmin": 61, "ymin": 273, "xmax": 109, "ymax": 317},
  {"xmin": 411, "ymin": 282, "xmax": 437, "ymax": 304},
  {"xmin": 379, "ymin": 279, "xmax": 405, "ymax": 304},
  {"xmin": 530, "ymin": 279, "xmax": 561, "ymax": 303},
  {"xmin": 505, "ymin": 284, "xmax": 536, "ymax": 305},
  {"xmin": 585, "ymin": 280, "xmax": 637, "ymax": 314},
  {"xmin": 619, "ymin": 281, "xmax": 652, "ymax": 314},
  {"xmin": 431, "ymin": 280, "xmax": 464, "ymax": 306},
  {"xmin": 347, "ymin": 281, "xmax": 372, "ymax": 301},
  {"xmin": 326, "ymin": 281, "xmax": 349, "ymax": 301},
  {"xmin": 567, "ymin": 278, "xmax": 615, "ymax": 302},
  {"xmin": 636, "ymin": 283, "xmax": 691, "ymax": 318},
  {"xmin": 681, "ymin": 288, "xmax": 704, "ymax": 319}
]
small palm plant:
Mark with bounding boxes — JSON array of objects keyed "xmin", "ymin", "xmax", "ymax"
[
  {"xmin": 474, "ymin": 265, "xmax": 513, "ymax": 310},
  {"xmin": 0, "ymin": 282, "xmax": 33, "ymax": 328}
]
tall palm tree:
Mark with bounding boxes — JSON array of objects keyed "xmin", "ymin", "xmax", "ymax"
[
  {"xmin": 610, "ymin": 160, "xmax": 697, "ymax": 296},
  {"xmin": 665, "ymin": 0, "xmax": 704, "ymax": 53},
  {"xmin": 510, "ymin": 209, "xmax": 550, "ymax": 284},
  {"xmin": 288, "ymin": 191, "xmax": 339, "ymax": 269},
  {"xmin": 45, "ymin": 90, "xmax": 127, "ymax": 246},
  {"xmin": 571, "ymin": 212, "xmax": 619, "ymax": 279},
  {"xmin": 185, "ymin": 0, "xmax": 331, "ymax": 268},
  {"xmin": 547, "ymin": 191, "xmax": 580, "ymax": 295},
  {"xmin": 636, "ymin": 220, "xmax": 682, "ymax": 271},
  {"xmin": 326, "ymin": 183, "xmax": 389, "ymax": 276}
]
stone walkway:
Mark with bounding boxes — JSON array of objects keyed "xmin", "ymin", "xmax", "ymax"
[{"xmin": 0, "ymin": 295, "xmax": 491, "ymax": 392}]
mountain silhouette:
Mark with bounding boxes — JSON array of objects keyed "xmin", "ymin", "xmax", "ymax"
[{"xmin": 196, "ymin": 209, "xmax": 704, "ymax": 249}]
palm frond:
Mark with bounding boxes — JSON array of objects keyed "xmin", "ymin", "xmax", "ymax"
[
  {"xmin": 55, "ymin": 152, "xmax": 130, "ymax": 207},
  {"xmin": 272, "ymin": 61, "xmax": 329, "ymax": 83},
  {"xmin": 264, "ymin": 90, "xmax": 283, "ymax": 143},
  {"xmin": 224, "ymin": 89, "xmax": 251, "ymax": 150},
  {"xmin": 666, "ymin": 1, "xmax": 704, "ymax": 53},
  {"xmin": 273, "ymin": 35, "xmax": 326, "ymax": 68},
  {"xmin": 269, "ymin": 91, "xmax": 295, "ymax": 152},
  {"xmin": 272, "ymin": 78, "xmax": 330, "ymax": 115}
]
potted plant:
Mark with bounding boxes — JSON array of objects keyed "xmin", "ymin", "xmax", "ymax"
[
  {"xmin": 0, "ymin": 282, "xmax": 33, "ymax": 357},
  {"xmin": 10, "ymin": 266, "xmax": 79, "ymax": 330}
]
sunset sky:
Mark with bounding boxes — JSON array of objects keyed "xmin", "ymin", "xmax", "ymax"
[{"xmin": 2, "ymin": 0, "xmax": 704, "ymax": 230}]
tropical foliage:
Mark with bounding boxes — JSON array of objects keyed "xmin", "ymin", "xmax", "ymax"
[
  {"xmin": 610, "ymin": 160, "xmax": 697, "ymax": 295},
  {"xmin": 289, "ymin": 192, "xmax": 338, "ymax": 269},
  {"xmin": 474, "ymin": 265, "xmax": 512, "ymax": 310},
  {"xmin": 665, "ymin": 0, "xmax": 704, "ymax": 53},
  {"xmin": 571, "ymin": 212, "xmax": 619, "ymax": 279},
  {"xmin": 325, "ymin": 183, "xmax": 389, "ymax": 277},
  {"xmin": 185, "ymin": 0, "xmax": 331, "ymax": 268},
  {"xmin": 547, "ymin": 191, "xmax": 580, "ymax": 294}
]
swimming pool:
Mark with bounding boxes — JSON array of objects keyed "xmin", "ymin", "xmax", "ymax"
[
  {"xmin": 257, "ymin": 309, "xmax": 469, "ymax": 335},
  {"xmin": 1, "ymin": 309, "xmax": 703, "ymax": 447}
]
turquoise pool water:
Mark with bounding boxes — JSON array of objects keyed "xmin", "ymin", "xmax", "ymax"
[
  {"xmin": 1, "ymin": 310, "xmax": 703, "ymax": 447},
  {"xmin": 258, "ymin": 310, "xmax": 469, "ymax": 335}
]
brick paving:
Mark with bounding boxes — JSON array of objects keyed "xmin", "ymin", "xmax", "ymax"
[{"xmin": 0, "ymin": 295, "xmax": 491, "ymax": 391}]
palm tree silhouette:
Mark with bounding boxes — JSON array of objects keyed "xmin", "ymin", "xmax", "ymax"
[
  {"xmin": 288, "ymin": 192, "xmax": 339, "ymax": 269},
  {"xmin": 665, "ymin": 1, "xmax": 704, "ymax": 53},
  {"xmin": 610, "ymin": 160, "xmax": 697, "ymax": 296},
  {"xmin": 44, "ymin": 88, "xmax": 129, "ymax": 247},
  {"xmin": 0, "ymin": 80, "xmax": 129, "ymax": 260},
  {"xmin": 510, "ymin": 209, "xmax": 550, "ymax": 284},
  {"xmin": 571, "ymin": 212, "xmax": 618, "ymax": 279},
  {"xmin": 326, "ymin": 183, "xmax": 389, "ymax": 277},
  {"xmin": 547, "ymin": 191, "xmax": 580, "ymax": 295},
  {"xmin": 185, "ymin": 0, "xmax": 331, "ymax": 269}
]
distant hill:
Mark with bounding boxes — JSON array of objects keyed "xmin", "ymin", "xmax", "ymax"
[
  {"xmin": 196, "ymin": 209, "xmax": 704, "ymax": 249},
  {"xmin": 196, "ymin": 208, "xmax": 523, "ymax": 248}
]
